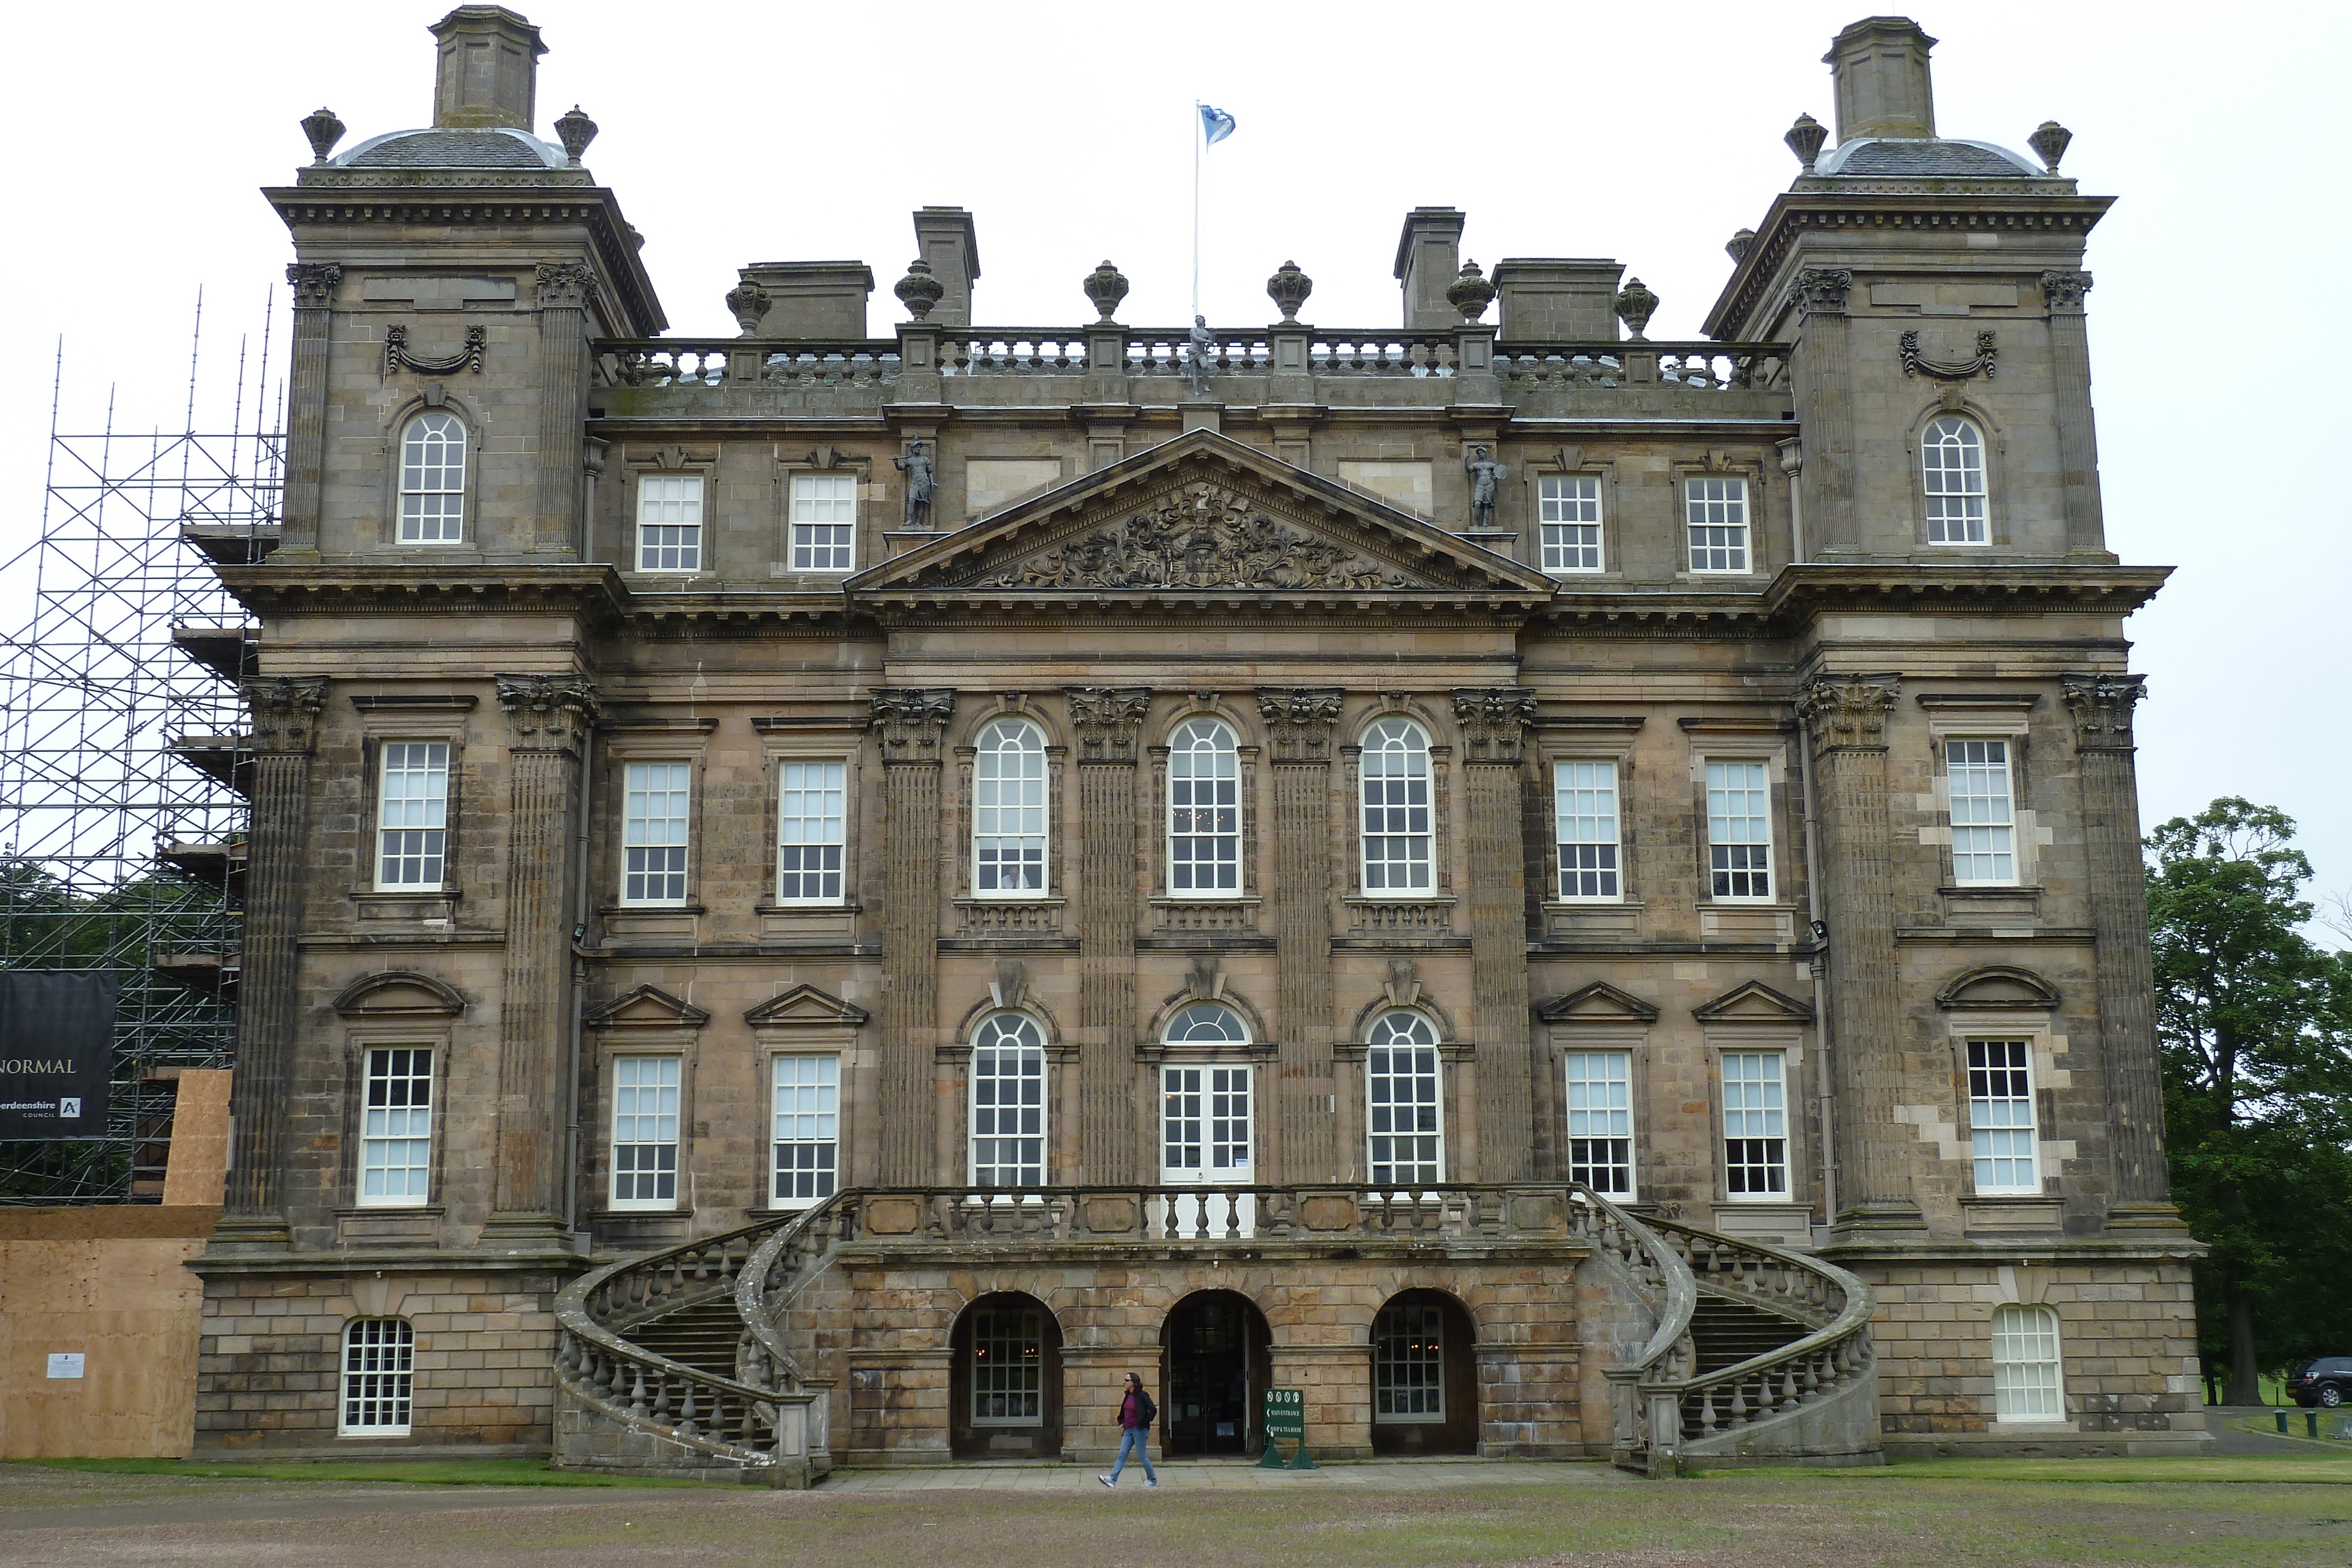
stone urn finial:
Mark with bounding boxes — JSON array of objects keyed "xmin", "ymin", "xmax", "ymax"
[
  {"xmin": 1082, "ymin": 260, "xmax": 1130, "ymax": 323},
  {"xmin": 554, "ymin": 105, "xmax": 599, "ymax": 166},
  {"xmin": 1614, "ymin": 277, "xmax": 1658, "ymax": 340},
  {"xmin": 724, "ymin": 282, "xmax": 771, "ymax": 336},
  {"xmin": 894, "ymin": 259, "xmax": 945, "ymax": 322},
  {"xmin": 300, "ymin": 106, "xmax": 345, "ymax": 165},
  {"xmin": 2029, "ymin": 120, "xmax": 2073, "ymax": 175},
  {"xmin": 1726, "ymin": 228, "xmax": 1757, "ymax": 265},
  {"xmin": 1266, "ymin": 259, "xmax": 1313, "ymax": 324},
  {"xmin": 1784, "ymin": 111, "xmax": 1828, "ymax": 173},
  {"xmin": 1445, "ymin": 260, "xmax": 1495, "ymax": 324}
]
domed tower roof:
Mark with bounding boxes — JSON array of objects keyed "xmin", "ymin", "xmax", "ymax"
[{"xmin": 333, "ymin": 125, "xmax": 569, "ymax": 169}]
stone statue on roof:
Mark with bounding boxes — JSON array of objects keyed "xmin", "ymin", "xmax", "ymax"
[
  {"xmin": 1186, "ymin": 315, "xmax": 1216, "ymax": 401},
  {"xmin": 1465, "ymin": 444, "xmax": 1506, "ymax": 529}
]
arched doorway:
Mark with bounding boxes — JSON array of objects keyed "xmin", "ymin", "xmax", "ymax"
[
  {"xmin": 1160, "ymin": 1290, "xmax": 1272, "ymax": 1457},
  {"xmin": 948, "ymin": 1292, "xmax": 1063, "ymax": 1459},
  {"xmin": 1369, "ymin": 1289, "xmax": 1478, "ymax": 1455}
]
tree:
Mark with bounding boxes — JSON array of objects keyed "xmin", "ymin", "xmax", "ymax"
[{"xmin": 2148, "ymin": 798, "xmax": 2352, "ymax": 1403}]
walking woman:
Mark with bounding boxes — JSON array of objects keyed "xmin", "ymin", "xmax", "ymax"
[{"xmin": 1098, "ymin": 1371, "xmax": 1158, "ymax": 1488}]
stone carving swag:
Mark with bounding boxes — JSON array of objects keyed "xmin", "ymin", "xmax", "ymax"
[{"xmin": 987, "ymin": 482, "xmax": 1414, "ymax": 592}]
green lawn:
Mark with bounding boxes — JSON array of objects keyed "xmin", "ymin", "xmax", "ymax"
[
  {"xmin": 1723, "ymin": 1452, "xmax": 2352, "ymax": 1485},
  {"xmin": 23, "ymin": 1455, "xmax": 719, "ymax": 1487}
]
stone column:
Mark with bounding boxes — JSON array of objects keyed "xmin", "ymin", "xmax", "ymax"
[
  {"xmin": 1452, "ymin": 688, "xmax": 1538, "ymax": 1181},
  {"xmin": 2062, "ymin": 674, "xmax": 2177, "ymax": 1224},
  {"xmin": 1795, "ymin": 674, "xmax": 1918, "ymax": 1231},
  {"xmin": 1790, "ymin": 269, "xmax": 1858, "ymax": 555},
  {"xmin": 1066, "ymin": 688, "xmax": 1151, "ymax": 1184},
  {"xmin": 2043, "ymin": 271, "xmax": 2105, "ymax": 556},
  {"xmin": 216, "ymin": 676, "xmax": 328, "ymax": 1246},
  {"xmin": 279, "ymin": 263, "xmax": 340, "ymax": 555},
  {"xmin": 486, "ymin": 673, "xmax": 596, "ymax": 1244},
  {"xmin": 1257, "ymin": 690, "xmax": 1343, "ymax": 1183},
  {"xmin": 873, "ymin": 689, "xmax": 956, "ymax": 1185},
  {"xmin": 533, "ymin": 261, "xmax": 592, "ymax": 553}
]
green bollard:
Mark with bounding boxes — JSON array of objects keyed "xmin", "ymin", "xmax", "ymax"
[
  {"xmin": 2276, "ymin": 1409, "xmax": 2290, "ymax": 1434},
  {"xmin": 2310, "ymin": 1410, "xmax": 2322, "ymax": 1439}
]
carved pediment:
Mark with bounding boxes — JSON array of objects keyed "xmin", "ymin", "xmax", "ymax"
[
  {"xmin": 1935, "ymin": 965, "xmax": 2060, "ymax": 1011},
  {"xmin": 1691, "ymin": 980, "xmax": 1816, "ymax": 1023},
  {"xmin": 852, "ymin": 430, "xmax": 1554, "ymax": 603},
  {"xmin": 1538, "ymin": 980, "xmax": 1661, "ymax": 1024},
  {"xmin": 584, "ymin": 985, "xmax": 711, "ymax": 1030},
  {"xmin": 333, "ymin": 970, "xmax": 467, "ymax": 1019},
  {"xmin": 744, "ymin": 982, "xmax": 870, "ymax": 1028}
]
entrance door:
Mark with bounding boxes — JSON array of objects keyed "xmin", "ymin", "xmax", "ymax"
[
  {"xmin": 1160, "ymin": 1064, "xmax": 1254, "ymax": 1237},
  {"xmin": 1163, "ymin": 1292, "xmax": 1267, "ymax": 1457}
]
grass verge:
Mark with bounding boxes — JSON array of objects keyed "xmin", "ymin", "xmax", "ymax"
[
  {"xmin": 1710, "ymin": 1451, "xmax": 2352, "ymax": 1484},
  {"xmin": 22, "ymin": 1456, "xmax": 722, "ymax": 1488}
]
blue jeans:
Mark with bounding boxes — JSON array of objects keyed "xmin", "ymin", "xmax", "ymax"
[{"xmin": 1108, "ymin": 1426, "xmax": 1156, "ymax": 1483}]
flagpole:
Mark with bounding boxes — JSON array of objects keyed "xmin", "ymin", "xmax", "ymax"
[{"xmin": 1191, "ymin": 102, "xmax": 1201, "ymax": 320}]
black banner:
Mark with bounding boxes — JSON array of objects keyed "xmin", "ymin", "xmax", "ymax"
[{"xmin": 0, "ymin": 971, "xmax": 120, "ymax": 1139}]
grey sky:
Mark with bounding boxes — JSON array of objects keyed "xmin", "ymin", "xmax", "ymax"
[{"xmin": 4, "ymin": 0, "xmax": 2344, "ymax": 924}]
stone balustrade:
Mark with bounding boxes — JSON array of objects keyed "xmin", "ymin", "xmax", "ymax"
[{"xmin": 1496, "ymin": 343, "xmax": 1789, "ymax": 392}]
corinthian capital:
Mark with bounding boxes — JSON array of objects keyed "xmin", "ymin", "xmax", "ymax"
[
  {"xmin": 2061, "ymin": 673, "xmax": 2144, "ymax": 751},
  {"xmin": 2041, "ymin": 270, "xmax": 2094, "ymax": 312},
  {"xmin": 285, "ymin": 262, "xmax": 342, "ymax": 309},
  {"xmin": 870, "ymin": 688, "xmax": 957, "ymax": 763},
  {"xmin": 1795, "ymin": 268, "xmax": 1852, "ymax": 319},
  {"xmin": 1255, "ymin": 688, "xmax": 1344, "ymax": 764},
  {"xmin": 534, "ymin": 260, "xmax": 594, "ymax": 310},
  {"xmin": 1796, "ymin": 674, "xmax": 1900, "ymax": 751},
  {"xmin": 495, "ymin": 674, "xmax": 599, "ymax": 751},
  {"xmin": 1450, "ymin": 687, "xmax": 1538, "ymax": 765},
  {"xmin": 1064, "ymin": 687, "xmax": 1152, "ymax": 764},
  {"xmin": 243, "ymin": 676, "xmax": 330, "ymax": 755}
]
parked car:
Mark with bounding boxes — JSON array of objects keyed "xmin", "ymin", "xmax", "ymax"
[{"xmin": 2289, "ymin": 1358, "xmax": 2352, "ymax": 1407}]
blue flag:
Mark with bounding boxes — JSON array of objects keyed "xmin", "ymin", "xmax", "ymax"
[{"xmin": 1200, "ymin": 103, "xmax": 1236, "ymax": 146}]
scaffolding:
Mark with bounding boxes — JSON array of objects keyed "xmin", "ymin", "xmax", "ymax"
[{"xmin": 0, "ymin": 298, "xmax": 281, "ymax": 1202}]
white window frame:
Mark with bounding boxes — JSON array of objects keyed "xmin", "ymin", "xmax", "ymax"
[
  {"xmin": 972, "ymin": 718, "xmax": 1049, "ymax": 898},
  {"xmin": 1946, "ymin": 738, "xmax": 2018, "ymax": 886},
  {"xmin": 1720, "ymin": 1049, "xmax": 1789, "ymax": 1200},
  {"xmin": 620, "ymin": 760, "xmax": 691, "ymax": 906},
  {"xmin": 969, "ymin": 1305, "xmax": 1047, "ymax": 1426},
  {"xmin": 775, "ymin": 759, "xmax": 848, "ymax": 906},
  {"xmin": 1705, "ymin": 759, "xmax": 1774, "ymax": 902},
  {"xmin": 1365, "ymin": 1011, "xmax": 1443, "ymax": 1188},
  {"xmin": 1990, "ymin": 1303, "xmax": 2065, "ymax": 1422},
  {"xmin": 1166, "ymin": 717, "xmax": 1241, "ymax": 897},
  {"xmin": 634, "ymin": 473, "xmax": 704, "ymax": 574},
  {"xmin": 397, "ymin": 412, "xmax": 466, "ymax": 545},
  {"xmin": 1160, "ymin": 1061, "xmax": 1255, "ymax": 1182},
  {"xmin": 1538, "ymin": 473, "xmax": 1604, "ymax": 574},
  {"xmin": 357, "ymin": 1046, "xmax": 434, "ymax": 1208},
  {"xmin": 1967, "ymin": 1038, "xmax": 2039, "ymax": 1195},
  {"xmin": 1563, "ymin": 1049, "xmax": 1636, "ymax": 1198},
  {"xmin": 373, "ymin": 741, "xmax": 450, "ymax": 891},
  {"xmin": 609, "ymin": 1054, "xmax": 682, "ymax": 1211},
  {"xmin": 339, "ymin": 1317, "xmax": 416, "ymax": 1436},
  {"xmin": 969, "ymin": 1014, "xmax": 1047, "ymax": 1188},
  {"xmin": 770, "ymin": 1053, "xmax": 840, "ymax": 1209},
  {"xmin": 1359, "ymin": 717, "xmax": 1435, "ymax": 895},
  {"xmin": 1553, "ymin": 760, "xmax": 1622, "ymax": 901},
  {"xmin": 788, "ymin": 472, "xmax": 858, "ymax": 572},
  {"xmin": 1372, "ymin": 1300, "xmax": 1445, "ymax": 1423},
  {"xmin": 1923, "ymin": 415, "xmax": 1990, "ymax": 546},
  {"xmin": 1683, "ymin": 476, "xmax": 1751, "ymax": 574}
]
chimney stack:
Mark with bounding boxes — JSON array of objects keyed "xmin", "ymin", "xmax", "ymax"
[
  {"xmin": 911, "ymin": 208, "xmax": 981, "ymax": 328},
  {"xmin": 1823, "ymin": 16, "xmax": 1937, "ymax": 143},
  {"xmin": 1394, "ymin": 208, "xmax": 1466, "ymax": 331},
  {"xmin": 430, "ymin": 5, "xmax": 547, "ymax": 131}
]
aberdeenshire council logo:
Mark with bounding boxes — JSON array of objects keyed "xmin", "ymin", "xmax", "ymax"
[{"xmin": 59, "ymin": 1098, "xmax": 82, "ymax": 1118}]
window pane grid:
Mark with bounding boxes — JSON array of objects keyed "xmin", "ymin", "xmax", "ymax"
[
  {"xmin": 1553, "ymin": 760, "xmax": 1621, "ymax": 900},
  {"xmin": 622, "ymin": 761, "xmax": 690, "ymax": 904},
  {"xmin": 376, "ymin": 742, "xmax": 449, "ymax": 889},
  {"xmin": 1685, "ymin": 477, "xmax": 1749, "ymax": 572},
  {"xmin": 974, "ymin": 720, "xmax": 1047, "ymax": 894},
  {"xmin": 1722, "ymin": 1051, "xmax": 1788, "ymax": 1196},
  {"xmin": 1706, "ymin": 760, "xmax": 1772, "ymax": 900},
  {"xmin": 970, "ymin": 1308, "xmax": 1044, "ymax": 1424},
  {"xmin": 777, "ymin": 761, "xmax": 847, "ymax": 904},
  {"xmin": 1367, "ymin": 1012, "xmax": 1443, "ymax": 1186},
  {"xmin": 1923, "ymin": 416, "xmax": 1989, "ymax": 544},
  {"xmin": 1361, "ymin": 719, "xmax": 1432, "ymax": 892},
  {"xmin": 1374, "ymin": 1303, "xmax": 1445, "ymax": 1419},
  {"xmin": 1992, "ymin": 1304, "xmax": 2063, "ymax": 1420},
  {"xmin": 1969, "ymin": 1038, "xmax": 2039, "ymax": 1193},
  {"xmin": 360, "ymin": 1048, "xmax": 433, "ymax": 1204},
  {"xmin": 1565, "ymin": 1050, "xmax": 1635, "ymax": 1196},
  {"xmin": 611, "ymin": 1055, "xmax": 681, "ymax": 1206},
  {"xmin": 636, "ymin": 474, "xmax": 704, "ymax": 571},
  {"xmin": 342, "ymin": 1318, "xmax": 415, "ymax": 1433},
  {"xmin": 1168, "ymin": 718, "xmax": 1240, "ymax": 894},
  {"xmin": 970, "ymin": 1016, "xmax": 1046, "ymax": 1186},
  {"xmin": 398, "ymin": 413, "xmax": 465, "ymax": 543},
  {"xmin": 790, "ymin": 473, "xmax": 857, "ymax": 571},
  {"xmin": 1538, "ymin": 475, "xmax": 1602, "ymax": 573},
  {"xmin": 771, "ymin": 1055, "xmax": 839, "ymax": 1205},
  {"xmin": 1162, "ymin": 1065, "xmax": 1253, "ymax": 1174},
  {"xmin": 1947, "ymin": 739, "xmax": 2016, "ymax": 884}
]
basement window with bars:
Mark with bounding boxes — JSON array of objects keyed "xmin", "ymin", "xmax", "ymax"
[
  {"xmin": 1373, "ymin": 1301, "xmax": 1445, "ymax": 1422},
  {"xmin": 1563, "ymin": 1050, "xmax": 1635, "ymax": 1197},
  {"xmin": 340, "ymin": 1317, "xmax": 415, "ymax": 1436},
  {"xmin": 609, "ymin": 1054, "xmax": 681, "ymax": 1209},
  {"xmin": 1720, "ymin": 1051, "xmax": 1788, "ymax": 1198}
]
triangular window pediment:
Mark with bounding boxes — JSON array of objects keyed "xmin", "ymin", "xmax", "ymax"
[
  {"xmin": 744, "ymin": 982, "xmax": 870, "ymax": 1028},
  {"xmin": 1538, "ymin": 980, "xmax": 1661, "ymax": 1024},
  {"xmin": 584, "ymin": 985, "xmax": 711, "ymax": 1030},
  {"xmin": 1691, "ymin": 980, "xmax": 1816, "ymax": 1022}
]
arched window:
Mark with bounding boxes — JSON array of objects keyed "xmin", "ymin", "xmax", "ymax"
[
  {"xmin": 973, "ymin": 718, "xmax": 1048, "ymax": 895},
  {"xmin": 1164, "ymin": 1002, "xmax": 1249, "ymax": 1044},
  {"xmin": 397, "ymin": 412, "xmax": 467, "ymax": 543},
  {"xmin": 1922, "ymin": 416, "xmax": 1988, "ymax": 544},
  {"xmin": 1360, "ymin": 718, "xmax": 1433, "ymax": 893},
  {"xmin": 969, "ymin": 1013, "xmax": 1046, "ymax": 1186},
  {"xmin": 1167, "ymin": 718, "xmax": 1240, "ymax": 895},
  {"xmin": 1373, "ymin": 1298, "xmax": 1446, "ymax": 1421},
  {"xmin": 340, "ymin": 1317, "xmax": 416, "ymax": 1435},
  {"xmin": 1990, "ymin": 1303, "xmax": 2064, "ymax": 1421},
  {"xmin": 1367, "ymin": 1011, "xmax": 1442, "ymax": 1186}
]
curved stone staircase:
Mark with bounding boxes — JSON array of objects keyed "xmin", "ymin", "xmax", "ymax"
[{"xmin": 552, "ymin": 1184, "xmax": 1879, "ymax": 1482}]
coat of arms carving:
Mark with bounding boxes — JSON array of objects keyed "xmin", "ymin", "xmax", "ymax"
[{"xmin": 983, "ymin": 483, "xmax": 1416, "ymax": 591}]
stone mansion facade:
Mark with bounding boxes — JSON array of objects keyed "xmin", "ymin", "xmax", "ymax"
[{"xmin": 193, "ymin": 6, "xmax": 2205, "ymax": 1474}]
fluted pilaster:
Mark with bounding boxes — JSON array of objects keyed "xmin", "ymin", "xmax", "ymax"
[
  {"xmin": 2043, "ymin": 271, "xmax": 2104, "ymax": 554},
  {"xmin": 1453, "ymin": 687, "xmax": 1538, "ymax": 1181},
  {"xmin": 1258, "ymin": 688, "xmax": 1342, "ymax": 1182},
  {"xmin": 279, "ymin": 263, "xmax": 340, "ymax": 554},
  {"xmin": 1792, "ymin": 269, "xmax": 1858, "ymax": 554},
  {"xmin": 1068, "ymin": 687, "xmax": 1151, "ymax": 1183},
  {"xmin": 874, "ymin": 688, "xmax": 956, "ymax": 1184},
  {"xmin": 533, "ymin": 262, "xmax": 591, "ymax": 551}
]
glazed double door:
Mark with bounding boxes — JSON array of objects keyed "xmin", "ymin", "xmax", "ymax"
[{"xmin": 1158, "ymin": 1064, "xmax": 1254, "ymax": 1237}]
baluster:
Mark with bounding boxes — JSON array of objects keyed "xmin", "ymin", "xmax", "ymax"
[
  {"xmin": 1698, "ymin": 1388, "xmax": 1718, "ymax": 1434},
  {"xmin": 651, "ymin": 1369, "xmax": 673, "ymax": 1424},
  {"xmin": 676, "ymin": 1378, "xmax": 700, "ymax": 1437},
  {"xmin": 1727, "ymin": 1380, "xmax": 1749, "ymax": 1427},
  {"xmin": 628, "ymin": 1366, "xmax": 650, "ymax": 1417},
  {"xmin": 1780, "ymin": 1363, "xmax": 1800, "ymax": 1411}
]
